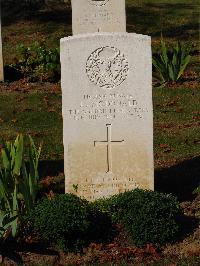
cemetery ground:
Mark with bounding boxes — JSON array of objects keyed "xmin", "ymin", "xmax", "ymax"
[
  {"xmin": 0, "ymin": 84, "xmax": 199, "ymax": 264},
  {"xmin": 0, "ymin": 0, "xmax": 200, "ymax": 265}
]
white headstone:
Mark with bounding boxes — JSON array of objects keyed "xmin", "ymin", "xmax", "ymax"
[
  {"xmin": 71, "ymin": 0, "xmax": 126, "ymax": 35},
  {"xmin": 0, "ymin": 12, "xmax": 3, "ymax": 81},
  {"xmin": 61, "ymin": 33, "xmax": 154, "ymax": 201}
]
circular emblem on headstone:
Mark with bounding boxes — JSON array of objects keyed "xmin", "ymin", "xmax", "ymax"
[
  {"xmin": 89, "ymin": 0, "xmax": 109, "ymax": 6},
  {"xmin": 86, "ymin": 46, "xmax": 129, "ymax": 89}
]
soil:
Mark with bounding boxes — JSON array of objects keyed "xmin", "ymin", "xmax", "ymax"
[
  {"xmin": 0, "ymin": 79, "xmax": 61, "ymax": 94},
  {"xmin": 0, "ymin": 68, "xmax": 199, "ymax": 94},
  {"xmin": 153, "ymin": 70, "xmax": 200, "ymax": 89}
]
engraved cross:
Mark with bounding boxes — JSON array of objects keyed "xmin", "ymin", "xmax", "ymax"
[{"xmin": 94, "ymin": 124, "xmax": 124, "ymax": 173}]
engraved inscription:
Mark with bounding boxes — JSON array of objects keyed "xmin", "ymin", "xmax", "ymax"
[
  {"xmin": 65, "ymin": 93, "xmax": 149, "ymax": 121},
  {"xmin": 77, "ymin": 10, "xmax": 115, "ymax": 28},
  {"xmin": 80, "ymin": 182, "xmax": 139, "ymax": 200},
  {"xmin": 86, "ymin": 46, "xmax": 129, "ymax": 89},
  {"xmin": 94, "ymin": 124, "xmax": 124, "ymax": 173},
  {"xmin": 72, "ymin": 179, "xmax": 140, "ymax": 200},
  {"xmin": 89, "ymin": 0, "xmax": 109, "ymax": 6},
  {"xmin": 69, "ymin": 172, "xmax": 140, "ymax": 201}
]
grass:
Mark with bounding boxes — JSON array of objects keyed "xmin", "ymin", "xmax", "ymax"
[
  {"xmin": 126, "ymin": 0, "xmax": 199, "ymax": 42},
  {"xmin": 0, "ymin": 90, "xmax": 63, "ymax": 160},
  {"xmin": 154, "ymin": 87, "xmax": 200, "ymax": 165}
]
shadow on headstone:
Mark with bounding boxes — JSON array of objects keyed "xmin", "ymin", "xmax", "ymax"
[{"xmin": 155, "ymin": 156, "xmax": 200, "ymax": 201}]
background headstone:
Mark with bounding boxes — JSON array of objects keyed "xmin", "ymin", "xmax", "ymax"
[
  {"xmin": 71, "ymin": 0, "xmax": 126, "ymax": 35},
  {"xmin": 0, "ymin": 10, "xmax": 3, "ymax": 81},
  {"xmin": 61, "ymin": 33, "xmax": 154, "ymax": 201}
]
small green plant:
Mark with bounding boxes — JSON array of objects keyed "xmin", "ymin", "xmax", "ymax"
[
  {"xmin": 30, "ymin": 194, "xmax": 112, "ymax": 251},
  {"xmin": 94, "ymin": 189, "xmax": 181, "ymax": 247},
  {"xmin": 15, "ymin": 41, "xmax": 60, "ymax": 82},
  {"xmin": 0, "ymin": 134, "xmax": 41, "ymax": 239},
  {"xmin": 30, "ymin": 194, "xmax": 90, "ymax": 251},
  {"xmin": 153, "ymin": 38, "xmax": 191, "ymax": 85},
  {"xmin": 193, "ymin": 185, "xmax": 200, "ymax": 194},
  {"xmin": 73, "ymin": 184, "xmax": 79, "ymax": 193}
]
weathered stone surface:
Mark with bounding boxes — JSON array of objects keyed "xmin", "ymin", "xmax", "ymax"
[
  {"xmin": 61, "ymin": 33, "xmax": 153, "ymax": 201},
  {"xmin": 0, "ymin": 13, "xmax": 3, "ymax": 81},
  {"xmin": 71, "ymin": 0, "xmax": 126, "ymax": 35}
]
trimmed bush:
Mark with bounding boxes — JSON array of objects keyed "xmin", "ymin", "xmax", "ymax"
[
  {"xmin": 94, "ymin": 189, "xmax": 181, "ymax": 247},
  {"xmin": 30, "ymin": 194, "xmax": 90, "ymax": 250},
  {"xmin": 30, "ymin": 194, "xmax": 112, "ymax": 251}
]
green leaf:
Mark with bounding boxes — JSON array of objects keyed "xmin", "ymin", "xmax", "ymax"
[
  {"xmin": 168, "ymin": 64, "xmax": 175, "ymax": 81},
  {"xmin": 160, "ymin": 37, "xmax": 168, "ymax": 66},
  {"xmin": 1, "ymin": 150, "xmax": 9, "ymax": 171},
  {"xmin": 13, "ymin": 135, "xmax": 24, "ymax": 176},
  {"xmin": 177, "ymin": 55, "xmax": 191, "ymax": 80},
  {"xmin": 153, "ymin": 57, "xmax": 166, "ymax": 83}
]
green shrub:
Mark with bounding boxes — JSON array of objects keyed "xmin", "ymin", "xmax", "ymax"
[
  {"xmin": 153, "ymin": 38, "xmax": 191, "ymax": 85},
  {"xmin": 14, "ymin": 42, "xmax": 60, "ymax": 82},
  {"xmin": 30, "ymin": 194, "xmax": 112, "ymax": 251},
  {"xmin": 31, "ymin": 194, "xmax": 89, "ymax": 250},
  {"xmin": 91, "ymin": 197, "xmax": 113, "ymax": 218},
  {"xmin": 95, "ymin": 189, "xmax": 181, "ymax": 247}
]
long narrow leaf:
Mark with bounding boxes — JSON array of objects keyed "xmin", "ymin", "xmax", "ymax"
[
  {"xmin": 177, "ymin": 55, "xmax": 191, "ymax": 80},
  {"xmin": 161, "ymin": 37, "xmax": 168, "ymax": 66},
  {"xmin": 11, "ymin": 184, "xmax": 18, "ymax": 237},
  {"xmin": 1, "ymin": 148, "xmax": 10, "ymax": 171},
  {"xmin": 13, "ymin": 135, "xmax": 24, "ymax": 176}
]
